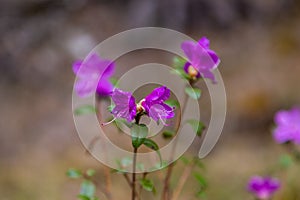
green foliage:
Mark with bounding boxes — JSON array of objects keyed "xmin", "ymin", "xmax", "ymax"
[
  {"xmin": 74, "ymin": 105, "xmax": 96, "ymax": 115},
  {"xmin": 162, "ymin": 130, "xmax": 176, "ymax": 139},
  {"xmin": 79, "ymin": 180, "xmax": 96, "ymax": 200},
  {"xmin": 110, "ymin": 77, "xmax": 119, "ymax": 87},
  {"xmin": 171, "ymin": 57, "xmax": 190, "ymax": 80},
  {"xmin": 139, "ymin": 178, "xmax": 156, "ymax": 194},
  {"xmin": 279, "ymin": 154, "xmax": 293, "ymax": 169},
  {"xmin": 173, "ymin": 57, "xmax": 187, "ymax": 69},
  {"xmin": 186, "ymin": 119, "xmax": 206, "ymax": 136},
  {"xmin": 185, "ymin": 87, "xmax": 201, "ymax": 100},
  {"xmin": 131, "ymin": 124, "xmax": 148, "ymax": 148},
  {"xmin": 66, "ymin": 168, "xmax": 82, "ymax": 179},
  {"xmin": 164, "ymin": 99, "xmax": 180, "ymax": 109},
  {"xmin": 143, "ymin": 138, "xmax": 162, "ymax": 167},
  {"xmin": 194, "ymin": 172, "xmax": 208, "ymax": 199},
  {"xmin": 194, "ymin": 172, "xmax": 208, "ymax": 189},
  {"xmin": 86, "ymin": 169, "xmax": 96, "ymax": 177}
]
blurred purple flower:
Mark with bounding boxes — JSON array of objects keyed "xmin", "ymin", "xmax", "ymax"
[
  {"xmin": 111, "ymin": 89, "xmax": 136, "ymax": 123},
  {"xmin": 181, "ymin": 36, "xmax": 220, "ymax": 82},
  {"xmin": 273, "ymin": 107, "xmax": 300, "ymax": 144},
  {"xmin": 141, "ymin": 86, "xmax": 175, "ymax": 123},
  {"xmin": 73, "ymin": 54, "xmax": 115, "ymax": 97},
  {"xmin": 247, "ymin": 176, "xmax": 280, "ymax": 200},
  {"xmin": 110, "ymin": 86, "xmax": 174, "ymax": 124}
]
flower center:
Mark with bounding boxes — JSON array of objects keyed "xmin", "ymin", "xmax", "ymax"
[
  {"xmin": 136, "ymin": 99, "xmax": 146, "ymax": 113},
  {"xmin": 187, "ymin": 65, "xmax": 198, "ymax": 78}
]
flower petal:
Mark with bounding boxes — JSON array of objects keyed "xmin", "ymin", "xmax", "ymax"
[
  {"xmin": 111, "ymin": 89, "xmax": 136, "ymax": 122},
  {"xmin": 148, "ymin": 103, "xmax": 175, "ymax": 123}
]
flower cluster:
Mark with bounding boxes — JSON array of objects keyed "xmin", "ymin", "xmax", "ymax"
[
  {"xmin": 273, "ymin": 107, "xmax": 300, "ymax": 144},
  {"xmin": 73, "ymin": 53, "xmax": 115, "ymax": 97},
  {"xmin": 111, "ymin": 86, "xmax": 175, "ymax": 124},
  {"xmin": 247, "ymin": 176, "xmax": 280, "ymax": 200},
  {"xmin": 181, "ymin": 36, "xmax": 220, "ymax": 82}
]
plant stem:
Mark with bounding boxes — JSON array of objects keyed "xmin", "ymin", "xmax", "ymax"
[
  {"xmin": 172, "ymin": 159, "xmax": 197, "ymax": 200},
  {"xmin": 132, "ymin": 147, "xmax": 138, "ymax": 200},
  {"xmin": 162, "ymin": 90, "xmax": 189, "ymax": 200}
]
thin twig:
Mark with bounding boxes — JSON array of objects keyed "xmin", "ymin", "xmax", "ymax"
[
  {"xmin": 132, "ymin": 147, "xmax": 138, "ymax": 200},
  {"xmin": 162, "ymin": 90, "xmax": 190, "ymax": 200},
  {"xmin": 172, "ymin": 159, "xmax": 197, "ymax": 200}
]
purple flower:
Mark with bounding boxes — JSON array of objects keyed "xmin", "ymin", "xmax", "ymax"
[
  {"xmin": 273, "ymin": 107, "xmax": 300, "ymax": 144},
  {"xmin": 181, "ymin": 36, "xmax": 220, "ymax": 82},
  {"xmin": 73, "ymin": 53, "xmax": 115, "ymax": 97},
  {"xmin": 247, "ymin": 176, "xmax": 280, "ymax": 200},
  {"xmin": 110, "ymin": 86, "xmax": 174, "ymax": 124},
  {"xmin": 111, "ymin": 89, "xmax": 136, "ymax": 123},
  {"xmin": 142, "ymin": 86, "xmax": 175, "ymax": 123}
]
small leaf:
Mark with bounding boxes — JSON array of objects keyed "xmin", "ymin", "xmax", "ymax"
[
  {"xmin": 77, "ymin": 194, "xmax": 90, "ymax": 200},
  {"xmin": 180, "ymin": 156, "xmax": 190, "ymax": 165},
  {"xmin": 185, "ymin": 87, "xmax": 201, "ymax": 100},
  {"xmin": 131, "ymin": 124, "xmax": 148, "ymax": 148},
  {"xmin": 140, "ymin": 178, "xmax": 156, "ymax": 194},
  {"xmin": 143, "ymin": 139, "xmax": 162, "ymax": 167},
  {"xmin": 86, "ymin": 169, "xmax": 96, "ymax": 177},
  {"xmin": 162, "ymin": 130, "xmax": 176, "ymax": 139},
  {"xmin": 186, "ymin": 119, "xmax": 206, "ymax": 136},
  {"xmin": 194, "ymin": 173, "xmax": 208, "ymax": 189},
  {"xmin": 110, "ymin": 77, "xmax": 119, "ymax": 87},
  {"xmin": 120, "ymin": 157, "xmax": 133, "ymax": 168},
  {"xmin": 107, "ymin": 104, "xmax": 114, "ymax": 112},
  {"xmin": 195, "ymin": 160, "xmax": 206, "ymax": 170},
  {"xmin": 74, "ymin": 105, "xmax": 96, "ymax": 115},
  {"xmin": 80, "ymin": 180, "xmax": 95, "ymax": 198},
  {"xmin": 66, "ymin": 168, "xmax": 82, "ymax": 179},
  {"xmin": 279, "ymin": 154, "xmax": 293, "ymax": 169},
  {"xmin": 173, "ymin": 57, "xmax": 187, "ymax": 69},
  {"xmin": 196, "ymin": 191, "xmax": 207, "ymax": 199},
  {"xmin": 164, "ymin": 99, "xmax": 180, "ymax": 108},
  {"xmin": 171, "ymin": 68, "xmax": 190, "ymax": 80},
  {"xmin": 137, "ymin": 163, "xmax": 145, "ymax": 171}
]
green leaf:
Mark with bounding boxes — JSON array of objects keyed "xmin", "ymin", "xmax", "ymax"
[
  {"xmin": 66, "ymin": 168, "xmax": 82, "ymax": 179},
  {"xmin": 107, "ymin": 104, "xmax": 114, "ymax": 112},
  {"xmin": 77, "ymin": 194, "xmax": 90, "ymax": 200},
  {"xmin": 186, "ymin": 119, "xmax": 206, "ymax": 136},
  {"xmin": 131, "ymin": 124, "xmax": 148, "ymax": 148},
  {"xmin": 171, "ymin": 68, "xmax": 190, "ymax": 79},
  {"xmin": 279, "ymin": 154, "xmax": 293, "ymax": 169},
  {"xmin": 86, "ymin": 169, "xmax": 96, "ymax": 177},
  {"xmin": 164, "ymin": 99, "xmax": 180, "ymax": 108},
  {"xmin": 139, "ymin": 178, "xmax": 156, "ymax": 194},
  {"xmin": 143, "ymin": 138, "xmax": 162, "ymax": 167},
  {"xmin": 110, "ymin": 77, "xmax": 119, "ymax": 87},
  {"xmin": 180, "ymin": 156, "xmax": 190, "ymax": 165},
  {"xmin": 80, "ymin": 180, "xmax": 95, "ymax": 198},
  {"xmin": 185, "ymin": 87, "xmax": 201, "ymax": 100},
  {"xmin": 74, "ymin": 105, "xmax": 96, "ymax": 115},
  {"xmin": 173, "ymin": 57, "xmax": 187, "ymax": 69},
  {"xmin": 195, "ymin": 160, "xmax": 206, "ymax": 170},
  {"xmin": 194, "ymin": 173, "xmax": 208, "ymax": 189},
  {"xmin": 120, "ymin": 157, "xmax": 133, "ymax": 168},
  {"xmin": 196, "ymin": 191, "xmax": 207, "ymax": 199},
  {"xmin": 162, "ymin": 130, "xmax": 176, "ymax": 139}
]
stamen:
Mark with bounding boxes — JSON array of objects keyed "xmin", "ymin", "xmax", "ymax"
[{"xmin": 101, "ymin": 117, "xmax": 116, "ymax": 126}]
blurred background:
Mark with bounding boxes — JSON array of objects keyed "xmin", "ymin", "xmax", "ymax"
[{"xmin": 1, "ymin": 0, "xmax": 300, "ymax": 199}]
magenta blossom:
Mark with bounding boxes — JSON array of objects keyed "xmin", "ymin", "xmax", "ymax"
[
  {"xmin": 181, "ymin": 36, "xmax": 220, "ymax": 82},
  {"xmin": 247, "ymin": 176, "xmax": 280, "ymax": 200},
  {"xmin": 273, "ymin": 107, "xmax": 300, "ymax": 144},
  {"xmin": 73, "ymin": 53, "xmax": 115, "ymax": 97},
  {"xmin": 111, "ymin": 89, "xmax": 136, "ymax": 122},
  {"xmin": 110, "ymin": 86, "xmax": 175, "ymax": 124}
]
